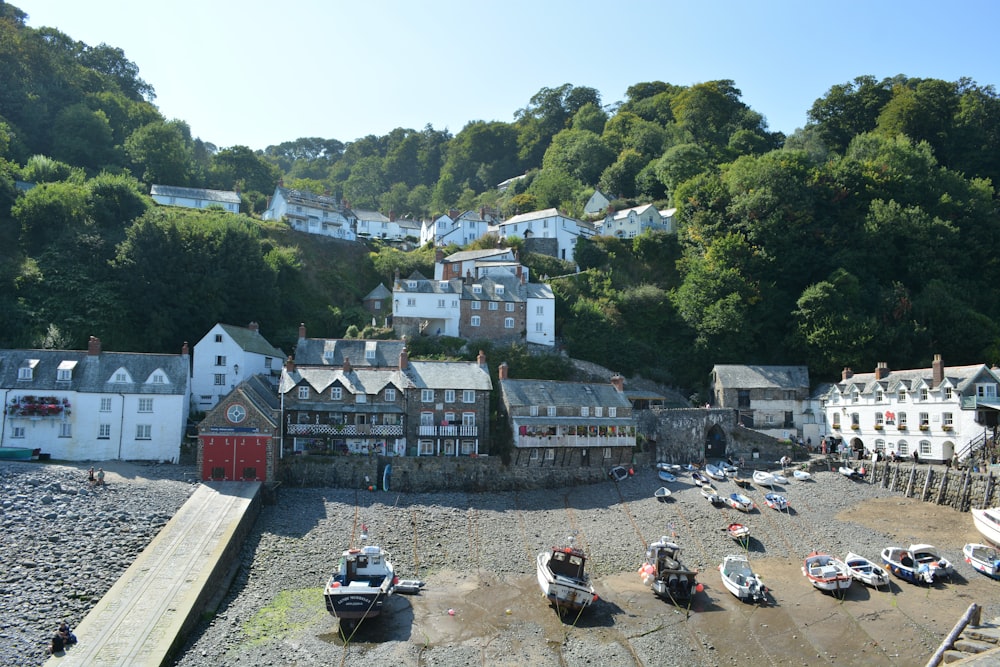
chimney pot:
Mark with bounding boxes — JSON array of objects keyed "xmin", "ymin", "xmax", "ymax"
[
  {"xmin": 399, "ymin": 347, "xmax": 408, "ymax": 371},
  {"xmin": 498, "ymin": 361, "xmax": 508, "ymax": 380},
  {"xmin": 932, "ymin": 354, "xmax": 944, "ymax": 388},
  {"xmin": 477, "ymin": 349, "xmax": 486, "ymax": 366},
  {"xmin": 88, "ymin": 336, "xmax": 101, "ymax": 356},
  {"xmin": 298, "ymin": 323, "xmax": 306, "ymax": 340},
  {"xmin": 842, "ymin": 367, "xmax": 853, "ymax": 381},
  {"xmin": 611, "ymin": 374, "xmax": 625, "ymax": 392},
  {"xmin": 285, "ymin": 357, "xmax": 296, "ymax": 373},
  {"xmin": 248, "ymin": 321, "xmax": 259, "ymax": 333}
]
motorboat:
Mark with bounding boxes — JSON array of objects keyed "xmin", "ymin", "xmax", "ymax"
[
  {"xmin": 608, "ymin": 465, "xmax": 630, "ymax": 481},
  {"xmin": 972, "ymin": 506, "xmax": 1000, "ymax": 546},
  {"xmin": 752, "ymin": 470, "xmax": 776, "ymax": 486},
  {"xmin": 537, "ymin": 535, "xmax": 597, "ymax": 614},
  {"xmin": 324, "ymin": 530, "xmax": 397, "ymax": 629},
  {"xmin": 690, "ymin": 471, "xmax": 711, "ymax": 487},
  {"xmin": 963, "ymin": 543, "xmax": 1000, "ymax": 579},
  {"xmin": 802, "ymin": 551, "xmax": 852, "ymax": 597},
  {"xmin": 717, "ymin": 460, "xmax": 739, "ymax": 474},
  {"xmin": 701, "ymin": 484, "xmax": 724, "ymax": 504},
  {"xmin": 764, "ymin": 493, "xmax": 789, "ymax": 511},
  {"xmin": 726, "ymin": 493, "xmax": 754, "ymax": 512},
  {"xmin": 732, "ymin": 473, "xmax": 752, "ymax": 488},
  {"xmin": 910, "ymin": 544, "xmax": 953, "ymax": 578},
  {"xmin": 726, "ymin": 522, "xmax": 751, "ymax": 544},
  {"xmin": 844, "ymin": 552, "xmax": 890, "ymax": 587},
  {"xmin": 838, "ymin": 466, "xmax": 862, "ymax": 479},
  {"xmin": 654, "ymin": 486, "xmax": 672, "ymax": 500},
  {"xmin": 793, "ymin": 470, "xmax": 812, "ymax": 481},
  {"xmin": 658, "ymin": 469, "xmax": 677, "ymax": 483},
  {"xmin": 640, "ymin": 536, "xmax": 700, "ymax": 602},
  {"xmin": 881, "ymin": 546, "xmax": 937, "ymax": 584},
  {"xmin": 704, "ymin": 463, "xmax": 727, "ymax": 481},
  {"xmin": 657, "ymin": 462, "xmax": 682, "ymax": 474},
  {"xmin": 771, "ymin": 472, "xmax": 789, "ymax": 485},
  {"xmin": 719, "ymin": 554, "xmax": 767, "ymax": 604}
]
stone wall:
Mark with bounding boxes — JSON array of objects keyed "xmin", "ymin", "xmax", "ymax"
[
  {"xmin": 638, "ymin": 408, "xmax": 796, "ymax": 465},
  {"xmin": 826, "ymin": 459, "xmax": 999, "ymax": 511}
]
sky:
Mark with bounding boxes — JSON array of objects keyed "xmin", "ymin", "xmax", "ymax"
[{"xmin": 12, "ymin": 0, "xmax": 1000, "ymax": 152}]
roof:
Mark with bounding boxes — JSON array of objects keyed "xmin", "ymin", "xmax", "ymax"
[
  {"xmin": 500, "ymin": 378, "xmax": 632, "ymax": 409},
  {"xmin": 276, "ymin": 187, "xmax": 344, "ymax": 212},
  {"xmin": 292, "ymin": 339, "xmax": 406, "ymax": 367},
  {"xmin": 281, "ymin": 359, "xmax": 492, "ymax": 393},
  {"xmin": 217, "ymin": 324, "xmax": 286, "ymax": 359},
  {"xmin": 150, "ymin": 185, "xmax": 241, "ymax": 204},
  {"xmin": 712, "ymin": 365, "xmax": 810, "ymax": 389},
  {"xmin": 608, "ymin": 204, "xmax": 658, "ymax": 221},
  {"xmin": 830, "ymin": 363, "xmax": 997, "ymax": 397},
  {"xmin": 363, "ymin": 284, "xmax": 392, "ymax": 301},
  {"xmin": 407, "ymin": 361, "xmax": 493, "ymax": 391},
  {"xmin": 501, "ymin": 208, "xmax": 562, "ymax": 225},
  {"xmin": 441, "ymin": 248, "xmax": 514, "ymax": 263},
  {"xmin": 0, "ymin": 348, "xmax": 189, "ymax": 395},
  {"xmin": 353, "ymin": 209, "xmax": 390, "ymax": 223}
]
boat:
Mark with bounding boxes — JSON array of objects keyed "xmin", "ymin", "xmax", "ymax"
[
  {"xmin": 844, "ymin": 552, "xmax": 890, "ymax": 587},
  {"xmin": 719, "ymin": 554, "xmax": 767, "ymax": 604},
  {"xmin": 324, "ymin": 529, "xmax": 397, "ymax": 629},
  {"xmin": 963, "ymin": 543, "xmax": 1000, "ymax": 579},
  {"xmin": 0, "ymin": 447, "xmax": 35, "ymax": 461},
  {"xmin": 802, "ymin": 551, "xmax": 852, "ymax": 596},
  {"xmin": 764, "ymin": 493, "xmax": 789, "ymax": 511},
  {"xmin": 690, "ymin": 471, "xmax": 711, "ymax": 487},
  {"xmin": 382, "ymin": 463, "xmax": 391, "ymax": 491},
  {"xmin": 640, "ymin": 536, "xmax": 700, "ymax": 602},
  {"xmin": 910, "ymin": 544, "xmax": 953, "ymax": 578},
  {"xmin": 793, "ymin": 470, "xmax": 812, "ymax": 481},
  {"xmin": 394, "ymin": 579, "xmax": 425, "ymax": 594},
  {"xmin": 771, "ymin": 472, "xmax": 789, "ymax": 485},
  {"xmin": 656, "ymin": 462, "xmax": 681, "ymax": 474},
  {"xmin": 726, "ymin": 493, "xmax": 754, "ymax": 512},
  {"xmin": 726, "ymin": 522, "xmax": 751, "ymax": 544},
  {"xmin": 658, "ymin": 469, "xmax": 677, "ymax": 483},
  {"xmin": 704, "ymin": 463, "xmax": 727, "ymax": 481},
  {"xmin": 752, "ymin": 470, "xmax": 776, "ymax": 486},
  {"xmin": 732, "ymin": 473, "xmax": 752, "ymax": 488},
  {"xmin": 608, "ymin": 465, "xmax": 630, "ymax": 482},
  {"xmin": 701, "ymin": 484, "xmax": 723, "ymax": 504},
  {"xmin": 536, "ymin": 535, "xmax": 597, "ymax": 614},
  {"xmin": 717, "ymin": 460, "xmax": 739, "ymax": 474},
  {"xmin": 972, "ymin": 507, "xmax": 1000, "ymax": 546},
  {"xmin": 838, "ymin": 466, "xmax": 862, "ymax": 479},
  {"xmin": 654, "ymin": 486, "xmax": 672, "ymax": 500},
  {"xmin": 881, "ymin": 546, "xmax": 936, "ymax": 584}
]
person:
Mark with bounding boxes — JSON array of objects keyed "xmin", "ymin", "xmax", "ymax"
[
  {"xmin": 49, "ymin": 629, "xmax": 65, "ymax": 655},
  {"xmin": 96, "ymin": 468, "xmax": 105, "ymax": 486},
  {"xmin": 87, "ymin": 467, "xmax": 95, "ymax": 484},
  {"xmin": 951, "ymin": 452, "xmax": 959, "ymax": 469},
  {"xmin": 912, "ymin": 451, "xmax": 919, "ymax": 464},
  {"xmin": 59, "ymin": 621, "xmax": 76, "ymax": 646}
]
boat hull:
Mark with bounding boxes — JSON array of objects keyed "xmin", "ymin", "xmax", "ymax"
[
  {"xmin": 0, "ymin": 447, "xmax": 35, "ymax": 461},
  {"xmin": 803, "ymin": 552, "xmax": 852, "ymax": 596},
  {"xmin": 845, "ymin": 552, "xmax": 889, "ymax": 587},
  {"xmin": 324, "ymin": 588, "xmax": 390, "ymax": 620},
  {"xmin": 972, "ymin": 507, "xmax": 1000, "ymax": 547},
  {"xmin": 719, "ymin": 555, "xmax": 766, "ymax": 603},
  {"xmin": 726, "ymin": 494, "xmax": 753, "ymax": 512},
  {"xmin": 964, "ymin": 543, "xmax": 1000, "ymax": 579},
  {"xmin": 881, "ymin": 547, "xmax": 934, "ymax": 584},
  {"xmin": 536, "ymin": 552, "xmax": 595, "ymax": 612}
]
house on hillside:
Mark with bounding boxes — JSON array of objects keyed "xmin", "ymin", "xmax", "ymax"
[
  {"xmin": 262, "ymin": 185, "xmax": 356, "ymax": 241},
  {"xmin": 150, "ymin": 185, "xmax": 241, "ymax": 212},
  {"xmin": 192, "ymin": 323, "xmax": 286, "ymax": 411},
  {"xmin": 434, "ymin": 247, "xmax": 524, "ymax": 282},
  {"xmin": 498, "ymin": 364, "xmax": 636, "ymax": 468},
  {"xmin": 0, "ymin": 337, "xmax": 190, "ymax": 461},
  {"xmin": 291, "ymin": 325, "xmax": 405, "ymax": 367},
  {"xmin": 599, "ymin": 204, "xmax": 671, "ymax": 238},
  {"xmin": 584, "ymin": 190, "xmax": 613, "ymax": 215},
  {"xmin": 362, "ymin": 284, "xmax": 392, "ymax": 322},
  {"xmin": 197, "ymin": 374, "xmax": 280, "ymax": 482},
  {"xmin": 710, "ymin": 365, "xmax": 811, "ymax": 440},
  {"xmin": 420, "ymin": 209, "xmax": 496, "ymax": 247},
  {"xmin": 354, "ymin": 209, "xmax": 391, "ymax": 239},
  {"xmin": 491, "ymin": 208, "xmax": 594, "ymax": 263},
  {"xmin": 820, "ymin": 355, "xmax": 1000, "ymax": 463}
]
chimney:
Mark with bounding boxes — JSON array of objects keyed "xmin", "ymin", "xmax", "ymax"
[
  {"xmin": 480, "ymin": 206, "xmax": 486, "ymax": 220},
  {"xmin": 248, "ymin": 321, "xmax": 259, "ymax": 333},
  {"xmin": 284, "ymin": 357, "xmax": 296, "ymax": 373},
  {"xmin": 875, "ymin": 362, "xmax": 889, "ymax": 380},
  {"xmin": 449, "ymin": 209, "xmax": 459, "ymax": 220},
  {"xmin": 435, "ymin": 248, "xmax": 444, "ymax": 263},
  {"xmin": 611, "ymin": 374, "xmax": 625, "ymax": 393},
  {"xmin": 88, "ymin": 336, "xmax": 101, "ymax": 356},
  {"xmin": 498, "ymin": 362, "xmax": 508, "ymax": 380},
  {"xmin": 932, "ymin": 354, "xmax": 944, "ymax": 388},
  {"xmin": 842, "ymin": 367, "xmax": 853, "ymax": 381},
  {"xmin": 477, "ymin": 349, "xmax": 486, "ymax": 367},
  {"xmin": 343, "ymin": 357, "xmax": 352, "ymax": 374},
  {"xmin": 389, "ymin": 210, "xmax": 396, "ymax": 222},
  {"xmin": 181, "ymin": 341, "xmax": 189, "ymax": 357},
  {"xmin": 298, "ymin": 323, "xmax": 306, "ymax": 340},
  {"xmin": 399, "ymin": 347, "xmax": 408, "ymax": 370}
]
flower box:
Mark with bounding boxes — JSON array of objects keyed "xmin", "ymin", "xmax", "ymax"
[
  {"xmin": 850, "ymin": 424, "xmax": 859, "ymax": 430},
  {"xmin": 942, "ymin": 425, "xmax": 953, "ymax": 431},
  {"xmin": 874, "ymin": 424, "xmax": 884, "ymax": 430},
  {"xmin": 898, "ymin": 425, "xmax": 907, "ymax": 431},
  {"xmin": 919, "ymin": 425, "xmax": 929, "ymax": 431}
]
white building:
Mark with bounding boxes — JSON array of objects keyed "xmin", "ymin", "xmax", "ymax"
[
  {"xmin": 820, "ymin": 356, "xmax": 1000, "ymax": 463},
  {"xmin": 262, "ymin": 186, "xmax": 356, "ymax": 241},
  {"xmin": 0, "ymin": 337, "xmax": 190, "ymax": 461},
  {"xmin": 421, "ymin": 209, "xmax": 495, "ymax": 247},
  {"xmin": 599, "ymin": 204, "xmax": 673, "ymax": 238},
  {"xmin": 150, "ymin": 185, "xmax": 241, "ymax": 212},
  {"xmin": 710, "ymin": 365, "xmax": 811, "ymax": 441},
  {"xmin": 491, "ymin": 208, "xmax": 594, "ymax": 263},
  {"xmin": 192, "ymin": 322, "xmax": 286, "ymax": 411},
  {"xmin": 434, "ymin": 248, "xmax": 522, "ymax": 281}
]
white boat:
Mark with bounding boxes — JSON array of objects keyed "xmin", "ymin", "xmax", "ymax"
[
  {"xmin": 394, "ymin": 579, "xmax": 425, "ymax": 594},
  {"xmin": 793, "ymin": 470, "xmax": 812, "ymax": 481},
  {"xmin": 726, "ymin": 522, "xmax": 751, "ymax": 544},
  {"xmin": 752, "ymin": 470, "xmax": 776, "ymax": 486},
  {"xmin": 657, "ymin": 462, "xmax": 682, "ymax": 474},
  {"xmin": 838, "ymin": 466, "xmax": 862, "ymax": 479},
  {"xmin": 324, "ymin": 531, "xmax": 397, "ymax": 629},
  {"xmin": 704, "ymin": 463, "xmax": 727, "ymax": 481},
  {"xmin": 764, "ymin": 493, "xmax": 789, "ymax": 511},
  {"xmin": 771, "ymin": 472, "xmax": 789, "ymax": 485},
  {"xmin": 963, "ymin": 543, "xmax": 1000, "ymax": 579},
  {"xmin": 844, "ymin": 552, "xmax": 890, "ymax": 587},
  {"xmin": 537, "ymin": 536, "xmax": 597, "ymax": 614},
  {"xmin": 690, "ymin": 471, "xmax": 711, "ymax": 487},
  {"xmin": 972, "ymin": 507, "xmax": 1000, "ymax": 546},
  {"xmin": 802, "ymin": 551, "xmax": 852, "ymax": 597},
  {"xmin": 719, "ymin": 554, "xmax": 767, "ymax": 604},
  {"xmin": 640, "ymin": 536, "xmax": 700, "ymax": 601},
  {"xmin": 881, "ymin": 546, "xmax": 935, "ymax": 584},
  {"xmin": 717, "ymin": 460, "xmax": 739, "ymax": 474},
  {"xmin": 609, "ymin": 465, "xmax": 630, "ymax": 481},
  {"xmin": 726, "ymin": 493, "xmax": 754, "ymax": 512},
  {"xmin": 658, "ymin": 469, "xmax": 677, "ymax": 483},
  {"xmin": 701, "ymin": 484, "xmax": 723, "ymax": 504},
  {"xmin": 910, "ymin": 543, "xmax": 953, "ymax": 578},
  {"xmin": 654, "ymin": 486, "xmax": 672, "ymax": 500}
]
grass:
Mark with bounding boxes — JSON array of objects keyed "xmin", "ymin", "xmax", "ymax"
[{"xmin": 242, "ymin": 587, "xmax": 328, "ymax": 645}]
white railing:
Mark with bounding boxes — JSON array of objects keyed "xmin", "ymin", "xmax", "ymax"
[
  {"xmin": 287, "ymin": 423, "xmax": 403, "ymax": 437},
  {"xmin": 515, "ymin": 434, "xmax": 636, "ymax": 448},
  {"xmin": 418, "ymin": 425, "xmax": 478, "ymax": 437}
]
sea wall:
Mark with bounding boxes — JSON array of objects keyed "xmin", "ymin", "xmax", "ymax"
[{"xmin": 822, "ymin": 459, "xmax": 999, "ymax": 511}]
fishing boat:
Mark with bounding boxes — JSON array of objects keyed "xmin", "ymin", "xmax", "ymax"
[
  {"xmin": 963, "ymin": 543, "xmax": 1000, "ymax": 579},
  {"xmin": 654, "ymin": 486, "xmax": 672, "ymax": 500},
  {"xmin": 881, "ymin": 546, "xmax": 937, "ymax": 584},
  {"xmin": 704, "ymin": 463, "xmax": 727, "ymax": 481},
  {"xmin": 726, "ymin": 492, "xmax": 754, "ymax": 512},
  {"xmin": 972, "ymin": 506, "xmax": 1000, "ymax": 546},
  {"xmin": 802, "ymin": 551, "xmax": 852, "ymax": 596},
  {"xmin": 793, "ymin": 470, "xmax": 812, "ymax": 481},
  {"xmin": 732, "ymin": 473, "xmax": 752, "ymax": 488},
  {"xmin": 844, "ymin": 552, "xmax": 890, "ymax": 587},
  {"xmin": 608, "ymin": 465, "xmax": 630, "ymax": 482},
  {"xmin": 752, "ymin": 470, "xmax": 776, "ymax": 486},
  {"xmin": 690, "ymin": 471, "xmax": 711, "ymax": 487},
  {"xmin": 719, "ymin": 554, "xmax": 767, "ymax": 604},
  {"xmin": 717, "ymin": 460, "xmax": 739, "ymax": 474},
  {"xmin": 639, "ymin": 536, "xmax": 700, "ymax": 602},
  {"xmin": 701, "ymin": 484, "xmax": 724, "ymax": 504},
  {"xmin": 536, "ymin": 535, "xmax": 597, "ymax": 614},
  {"xmin": 324, "ymin": 527, "xmax": 397, "ymax": 629},
  {"xmin": 910, "ymin": 544, "xmax": 953, "ymax": 578},
  {"xmin": 658, "ymin": 469, "xmax": 677, "ymax": 483},
  {"xmin": 0, "ymin": 447, "xmax": 35, "ymax": 461},
  {"xmin": 764, "ymin": 493, "xmax": 789, "ymax": 511},
  {"xmin": 726, "ymin": 522, "xmax": 751, "ymax": 544}
]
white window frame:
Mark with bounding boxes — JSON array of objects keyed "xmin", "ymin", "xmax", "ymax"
[
  {"xmin": 445, "ymin": 389, "xmax": 455, "ymax": 403},
  {"xmin": 136, "ymin": 424, "xmax": 152, "ymax": 440},
  {"xmin": 98, "ymin": 423, "xmax": 111, "ymax": 439},
  {"xmin": 100, "ymin": 397, "xmax": 112, "ymax": 412},
  {"xmin": 504, "ymin": 317, "xmax": 514, "ymax": 329},
  {"xmin": 471, "ymin": 316, "xmax": 480, "ymax": 327},
  {"xmin": 505, "ymin": 302, "xmax": 515, "ymax": 312},
  {"xmin": 384, "ymin": 388, "xmax": 396, "ymax": 401},
  {"xmin": 331, "ymin": 387, "xmax": 342, "ymax": 400},
  {"xmin": 421, "ymin": 389, "xmax": 434, "ymax": 402},
  {"xmin": 298, "ymin": 386, "xmax": 309, "ymax": 399},
  {"xmin": 138, "ymin": 398, "xmax": 153, "ymax": 413},
  {"xmin": 463, "ymin": 390, "xmax": 475, "ymax": 403}
]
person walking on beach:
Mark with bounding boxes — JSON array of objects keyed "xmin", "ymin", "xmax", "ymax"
[{"xmin": 96, "ymin": 468, "xmax": 105, "ymax": 486}]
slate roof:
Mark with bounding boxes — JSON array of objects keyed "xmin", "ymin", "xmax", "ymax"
[
  {"xmin": 292, "ymin": 339, "xmax": 406, "ymax": 367},
  {"xmin": 281, "ymin": 360, "xmax": 491, "ymax": 394},
  {"xmin": 353, "ymin": 209, "xmax": 390, "ymax": 223},
  {"xmin": 218, "ymin": 324, "xmax": 286, "ymax": 359},
  {"xmin": 0, "ymin": 348, "xmax": 188, "ymax": 395},
  {"xmin": 363, "ymin": 284, "xmax": 392, "ymax": 301},
  {"xmin": 407, "ymin": 361, "xmax": 493, "ymax": 391},
  {"xmin": 830, "ymin": 364, "xmax": 996, "ymax": 397},
  {"xmin": 501, "ymin": 208, "xmax": 561, "ymax": 225},
  {"xmin": 500, "ymin": 378, "xmax": 631, "ymax": 409},
  {"xmin": 442, "ymin": 248, "xmax": 514, "ymax": 263},
  {"xmin": 277, "ymin": 187, "xmax": 344, "ymax": 212},
  {"xmin": 712, "ymin": 365, "xmax": 810, "ymax": 389},
  {"xmin": 150, "ymin": 185, "xmax": 241, "ymax": 204}
]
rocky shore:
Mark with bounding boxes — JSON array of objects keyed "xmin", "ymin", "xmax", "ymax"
[{"xmin": 3, "ymin": 459, "xmax": 998, "ymax": 666}]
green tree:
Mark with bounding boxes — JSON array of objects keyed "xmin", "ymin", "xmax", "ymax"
[
  {"xmin": 124, "ymin": 120, "xmax": 194, "ymax": 185},
  {"xmin": 541, "ymin": 128, "xmax": 614, "ymax": 185},
  {"xmin": 51, "ymin": 103, "xmax": 116, "ymax": 170}
]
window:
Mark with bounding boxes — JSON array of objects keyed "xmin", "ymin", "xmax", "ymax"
[
  {"xmin": 529, "ymin": 449, "xmax": 539, "ymax": 460},
  {"xmin": 832, "ymin": 413, "xmax": 841, "ymax": 428},
  {"xmin": 943, "ymin": 412, "xmax": 953, "ymax": 426},
  {"xmin": 471, "ymin": 301, "xmax": 481, "ymax": 310},
  {"xmin": 356, "ymin": 394, "xmax": 367, "ymax": 403},
  {"xmin": 875, "ymin": 412, "xmax": 884, "ymax": 426},
  {"xmin": 445, "ymin": 389, "xmax": 455, "ymax": 403},
  {"xmin": 98, "ymin": 424, "xmax": 111, "ymax": 439},
  {"xmin": 581, "ymin": 406, "xmax": 590, "ymax": 417},
  {"xmin": 57, "ymin": 369, "xmax": 71, "ymax": 381},
  {"xmin": 462, "ymin": 412, "xmax": 475, "ymax": 426},
  {"xmin": 461, "ymin": 440, "xmax": 475, "ymax": 455},
  {"xmin": 944, "ymin": 386, "xmax": 953, "ymax": 399},
  {"xmin": 407, "ymin": 297, "xmax": 416, "ymax": 307},
  {"xmin": 609, "ymin": 407, "xmax": 617, "ymax": 417},
  {"xmin": 977, "ymin": 384, "xmax": 997, "ymax": 398},
  {"xmin": 407, "ymin": 280, "xmax": 417, "ymax": 289},
  {"xmin": 115, "ymin": 371, "xmax": 128, "ymax": 383},
  {"xmin": 473, "ymin": 284, "xmax": 482, "ymax": 294},
  {"xmin": 215, "ymin": 355, "xmax": 226, "ymax": 366},
  {"xmin": 595, "ymin": 407, "xmax": 603, "ymax": 417},
  {"xmin": 374, "ymin": 301, "xmax": 381, "ymax": 310},
  {"xmin": 214, "ymin": 374, "xmax": 226, "ymax": 386},
  {"xmin": 463, "ymin": 390, "xmax": 475, "ymax": 403},
  {"xmin": 504, "ymin": 317, "xmax": 514, "ymax": 328},
  {"xmin": 545, "ymin": 448, "xmax": 555, "ymax": 460},
  {"xmin": 11, "ymin": 426, "xmax": 25, "ymax": 439},
  {"xmin": 920, "ymin": 388, "xmax": 929, "ymax": 401},
  {"xmin": 100, "ymin": 397, "xmax": 112, "ymax": 412},
  {"xmin": 215, "ymin": 334, "xmax": 223, "ymax": 343},
  {"xmin": 899, "ymin": 389, "xmax": 908, "ymax": 401},
  {"xmin": 366, "ymin": 348, "xmax": 376, "ymax": 361},
  {"xmin": 18, "ymin": 367, "xmax": 32, "ymax": 380},
  {"xmin": 331, "ymin": 387, "xmax": 342, "ymax": 400},
  {"xmin": 437, "ymin": 299, "xmax": 445, "ymax": 308},
  {"xmin": 496, "ymin": 285, "xmax": 505, "ymax": 295},
  {"xmin": 898, "ymin": 440, "xmax": 909, "ymax": 456},
  {"xmin": 535, "ymin": 322, "xmax": 543, "ymax": 332},
  {"xmin": 452, "ymin": 300, "xmax": 458, "ymax": 308},
  {"xmin": 298, "ymin": 386, "xmax": 310, "ymax": 399},
  {"xmin": 136, "ymin": 424, "xmax": 152, "ymax": 440},
  {"xmin": 874, "ymin": 439, "xmax": 885, "ymax": 452},
  {"xmin": 898, "ymin": 412, "xmax": 907, "ymax": 427},
  {"xmin": 471, "ymin": 316, "xmax": 480, "ymax": 327},
  {"xmin": 419, "ymin": 440, "xmax": 434, "ymax": 455},
  {"xmin": 547, "ymin": 406, "xmax": 556, "ymax": 417},
  {"xmin": 421, "ymin": 389, "xmax": 434, "ymax": 402},
  {"xmin": 920, "ymin": 440, "xmax": 932, "ymax": 455},
  {"xmin": 603, "ymin": 447, "xmax": 612, "ymax": 459},
  {"xmin": 152, "ymin": 373, "xmax": 164, "ymax": 384},
  {"xmin": 505, "ymin": 302, "xmax": 514, "ymax": 312},
  {"xmin": 919, "ymin": 412, "xmax": 929, "ymax": 427},
  {"xmin": 138, "ymin": 398, "xmax": 153, "ymax": 413},
  {"xmin": 489, "ymin": 302, "xmax": 498, "ymax": 310},
  {"xmin": 384, "ymin": 388, "xmax": 396, "ymax": 401},
  {"xmin": 537, "ymin": 306, "xmax": 544, "ymax": 315},
  {"xmin": 851, "ymin": 412, "xmax": 859, "ymax": 427},
  {"xmin": 876, "ymin": 389, "xmax": 884, "ymax": 402}
]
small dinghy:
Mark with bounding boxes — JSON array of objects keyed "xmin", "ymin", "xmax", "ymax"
[
  {"xmin": 963, "ymin": 543, "xmax": 1000, "ymax": 579},
  {"xmin": 717, "ymin": 460, "xmax": 739, "ymax": 474},
  {"xmin": 752, "ymin": 470, "xmax": 776, "ymax": 486},
  {"xmin": 658, "ymin": 469, "xmax": 677, "ymax": 483},
  {"xmin": 764, "ymin": 493, "xmax": 789, "ymax": 511},
  {"xmin": 701, "ymin": 484, "xmax": 723, "ymax": 504},
  {"xmin": 395, "ymin": 579, "xmax": 426, "ymax": 594},
  {"xmin": 690, "ymin": 471, "xmax": 711, "ymax": 487},
  {"xmin": 726, "ymin": 522, "xmax": 751, "ymax": 544},
  {"xmin": 657, "ymin": 462, "xmax": 681, "ymax": 473},
  {"xmin": 704, "ymin": 463, "xmax": 727, "ymax": 481},
  {"xmin": 802, "ymin": 551, "xmax": 852, "ymax": 597},
  {"xmin": 719, "ymin": 554, "xmax": 767, "ymax": 604},
  {"xmin": 654, "ymin": 486, "xmax": 672, "ymax": 500},
  {"xmin": 608, "ymin": 465, "xmax": 630, "ymax": 482},
  {"xmin": 793, "ymin": 470, "xmax": 812, "ymax": 481},
  {"xmin": 844, "ymin": 552, "xmax": 889, "ymax": 587},
  {"xmin": 771, "ymin": 472, "xmax": 789, "ymax": 485},
  {"xmin": 838, "ymin": 466, "xmax": 862, "ymax": 479},
  {"xmin": 726, "ymin": 493, "xmax": 754, "ymax": 512}
]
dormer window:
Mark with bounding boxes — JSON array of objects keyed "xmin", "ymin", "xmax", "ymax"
[
  {"xmin": 473, "ymin": 284, "xmax": 482, "ymax": 294},
  {"xmin": 977, "ymin": 384, "xmax": 997, "ymax": 398},
  {"xmin": 57, "ymin": 360, "xmax": 77, "ymax": 381},
  {"xmin": 876, "ymin": 389, "xmax": 884, "ymax": 402},
  {"xmin": 496, "ymin": 285, "xmax": 505, "ymax": 295},
  {"xmin": 18, "ymin": 359, "xmax": 38, "ymax": 380},
  {"xmin": 407, "ymin": 280, "xmax": 417, "ymax": 289},
  {"xmin": 943, "ymin": 386, "xmax": 953, "ymax": 400},
  {"xmin": 898, "ymin": 389, "xmax": 907, "ymax": 401},
  {"xmin": 439, "ymin": 281, "xmax": 449, "ymax": 290}
]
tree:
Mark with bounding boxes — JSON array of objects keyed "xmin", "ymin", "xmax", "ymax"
[
  {"xmin": 124, "ymin": 120, "xmax": 194, "ymax": 185},
  {"xmin": 792, "ymin": 269, "xmax": 878, "ymax": 373},
  {"xmin": 12, "ymin": 180, "xmax": 89, "ymax": 253},
  {"xmin": 541, "ymin": 129, "xmax": 614, "ymax": 185},
  {"xmin": 516, "ymin": 84, "xmax": 601, "ymax": 168},
  {"xmin": 655, "ymin": 143, "xmax": 711, "ymax": 195},
  {"xmin": 807, "ymin": 75, "xmax": 894, "ymax": 154},
  {"xmin": 51, "ymin": 103, "xmax": 116, "ymax": 170},
  {"xmin": 209, "ymin": 145, "xmax": 281, "ymax": 194},
  {"xmin": 598, "ymin": 149, "xmax": 647, "ymax": 198}
]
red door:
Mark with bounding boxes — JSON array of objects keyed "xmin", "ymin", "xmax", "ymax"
[{"xmin": 200, "ymin": 435, "xmax": 269, "ymax": 481}]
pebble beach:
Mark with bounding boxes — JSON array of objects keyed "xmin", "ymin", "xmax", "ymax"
[{"xmin": 2, "ymin": 459, "xmax": 997, "ymax": 666}]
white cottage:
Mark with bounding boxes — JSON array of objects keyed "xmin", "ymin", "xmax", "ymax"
[
  {"xmin": 262, "ymin": 186, "xmax": 356, "ymax": 241},
  {"xmin": 491, "ymin": 208, "xmax": 594, "ymax": 263},
  {"xmin": 192, "ymin": 322, "xmax": 286, "ymax": 411}
]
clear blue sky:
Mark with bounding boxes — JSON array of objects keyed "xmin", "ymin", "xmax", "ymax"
[{"xmin": 13, "ymin": 0, "xmax": 1000, "ymax": 152}]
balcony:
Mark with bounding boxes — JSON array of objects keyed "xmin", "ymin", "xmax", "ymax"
[
  {"xmin": 418, "ymin": 424, "xmax": 478, "ymax": 437},
  {"xmin": 287, "ymin": 423, "xmax": 403, "ymax": 437},
  {"xmin": 515, "ymin": 434, "xmax": 636, "ymax": 448}
]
